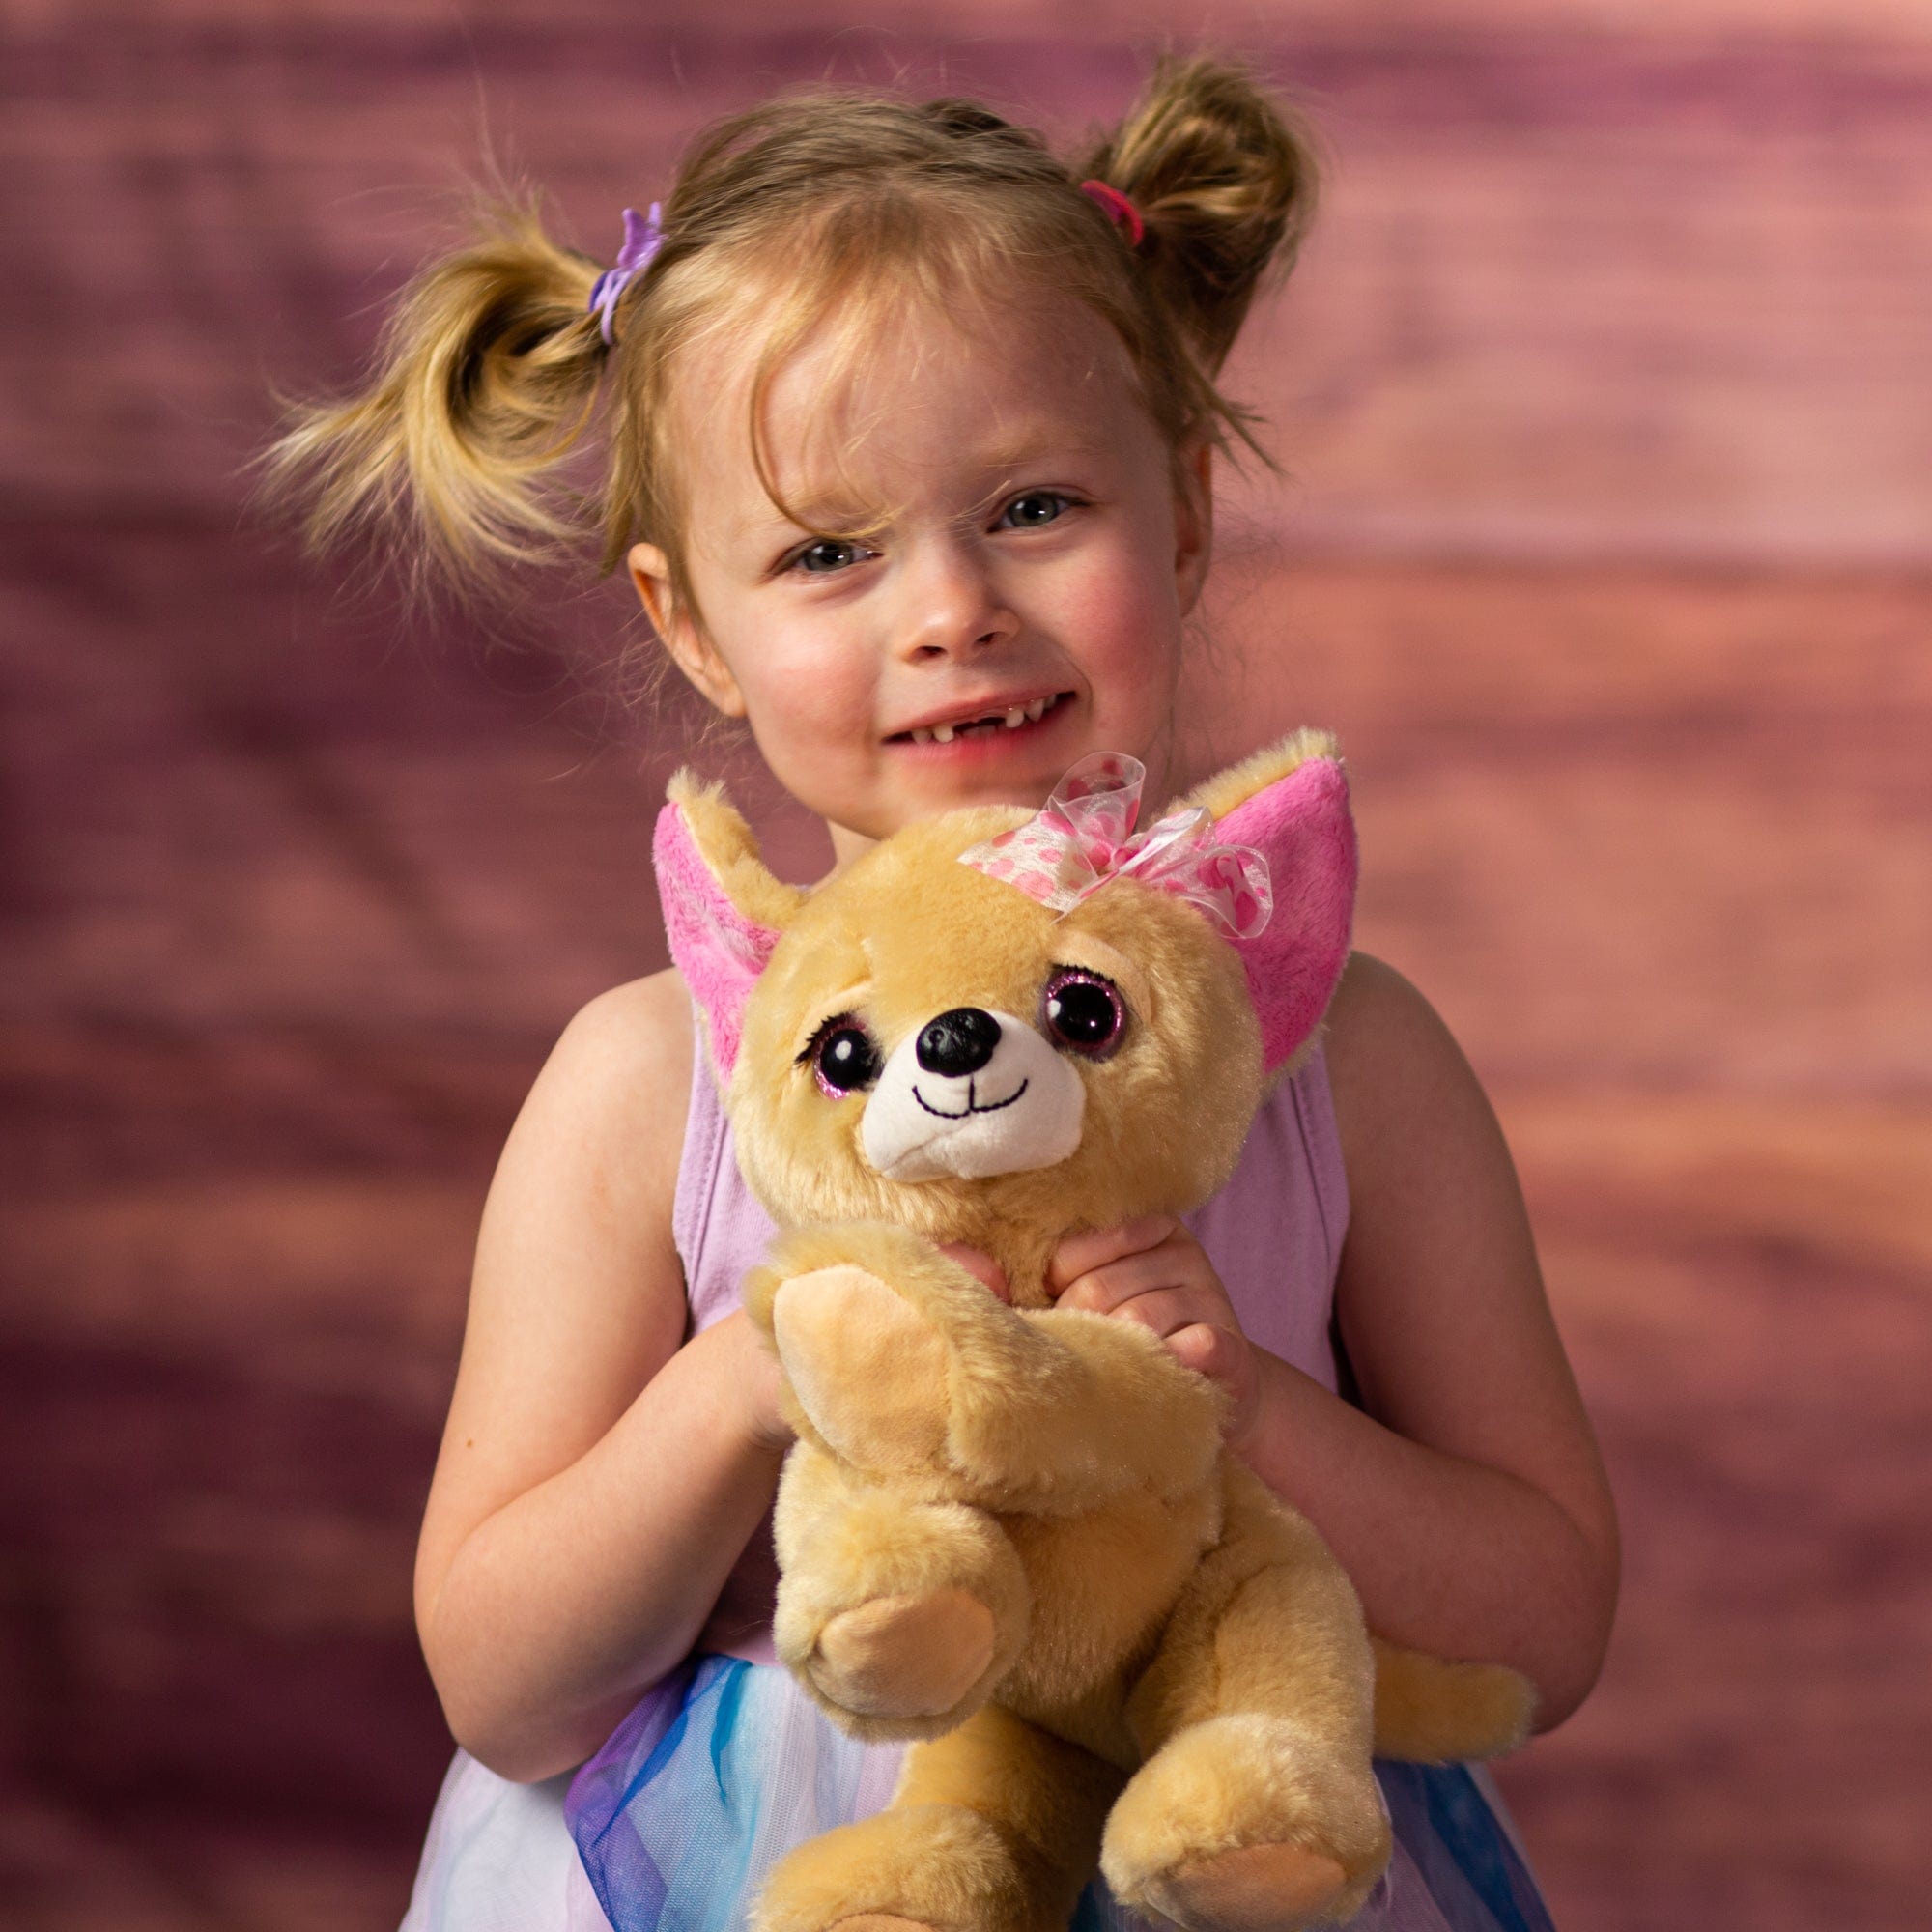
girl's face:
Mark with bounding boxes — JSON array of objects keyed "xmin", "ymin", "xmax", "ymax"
[{"xmin": 633, "ymin": 284, "xmax": 1211, "ymax": 854}]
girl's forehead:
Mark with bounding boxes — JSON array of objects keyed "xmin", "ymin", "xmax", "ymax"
[{"xmin": 677, "ymin": 285, "xmax": 1159, "ymax": 534}]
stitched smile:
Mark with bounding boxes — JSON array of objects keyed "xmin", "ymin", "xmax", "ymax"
[{"xmin": 912, "ymin": 1078, "xmax": 1030, "ymax": 1121}]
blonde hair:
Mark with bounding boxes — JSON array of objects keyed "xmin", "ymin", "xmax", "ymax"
[{"xmin": 266, "ymin": 56, "xmax": 1320, "ymax": 620}]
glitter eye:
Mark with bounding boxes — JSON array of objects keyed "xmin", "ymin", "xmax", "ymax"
[
  {"xmin": 805, "ymin": 1017, "xmax": 882, "ymax": 1096},
  {"xmin": 1041, "ymin": 969, "xmax": 1127, "ymax": 1059}
]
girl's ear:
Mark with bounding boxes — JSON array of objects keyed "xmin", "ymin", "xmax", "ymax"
[
  {"xmin": 1182, "ymin": 729, "xmax": 1358, "ymax": 1073},
  {"xmin": 1174, "ymin": 437, "xmax": 1215, "ymax": 618},
  {"xmin": 629, "ymin": 541, "xmax": 748, "ymax": 718},
  {"xmin": 653, "ymin": 772, "xmax": 805, "ymax": 1077}
]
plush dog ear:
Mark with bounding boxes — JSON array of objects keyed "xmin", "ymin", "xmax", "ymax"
[
  {"xmin": 653, "ymin": 772, "xmax": 806, "ymax": 1078},
  {"xmin": 1182, "ymin": 729, "xmax": 1358, "ymax": 1073}
]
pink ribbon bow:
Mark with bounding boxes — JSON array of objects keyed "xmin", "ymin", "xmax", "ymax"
[{"xmin": 958, "ymin": 753, "xmax": 1272, "ymax": 940}]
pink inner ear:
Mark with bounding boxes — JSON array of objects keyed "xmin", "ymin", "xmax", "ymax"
[
  {"xmin": 1216, "ymin": 759, "xmax": 1359, "ymax": 1071},
  {"xmin": 653, "ymin": 802, "xmax": 782, "ymax": 1079}
]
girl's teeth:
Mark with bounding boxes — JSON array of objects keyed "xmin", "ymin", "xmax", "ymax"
[{"xmin": 902, "ymin": 696, "xmax": 1063, "ymax": 744}]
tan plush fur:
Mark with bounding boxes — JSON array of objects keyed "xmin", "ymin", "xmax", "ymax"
[
  {"xmin": 675, "ymin": 739, "xmax": 1533, "ymax": 1932},
  {"xmin": 1176, "ymin": 727, "xmax": 1338, "ymax": 825},
  {"xmin": 667, "ymin": 769, "xmax": 810, "ymax": 932}
]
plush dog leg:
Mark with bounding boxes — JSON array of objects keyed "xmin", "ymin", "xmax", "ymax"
[
  {"xmin": 772, "ymin": 1441, "xmax": 1030, "ymax": 1742},
  {"xmin": 752, "ymin": 1703, "xmax": 1121, "ymax": 1932},
  {"xmin": 1370, "ymin": 1636, "xmax": 1535, "ymax": 1763},
  {"xmin": 1104, "ymin": 1461, "xmax": 1389, "ymax": 1932}
]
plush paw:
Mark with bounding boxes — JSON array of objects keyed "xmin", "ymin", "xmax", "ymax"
[
  {"xmin": 753, "ymin": 1800, "xmax": 1066, "ymax": 1932},
  {"xmin": 772, "ymin": 1265, "xmax": 952, "ymax": 1470},
  {"xmin": 1102, "ymin": 1715, "xmax": 1389, "ymax": 1932},
  {"xmin": 1146, "ymin": 1843, "xmax": 1350, "ymax": 1932},
  {"xmin": 772, "ymin": 1450, "xmax": 1031, "ymax": 1743},
  {"xmin": 810, "ymin": 1587, "xmax": 999, "ymax": 1720}
]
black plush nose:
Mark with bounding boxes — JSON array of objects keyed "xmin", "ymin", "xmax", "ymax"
[{"xmin": 917, "ymin": 1008, "xmax": 1002, "ymax": 1078}]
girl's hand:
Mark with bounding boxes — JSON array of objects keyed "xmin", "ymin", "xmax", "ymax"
[
  {"xmin": 1047, "ymin": 1217, "xmax": 1260, "ymax": 1443},
  {"xmin": 938, "ymin": 1242, "xmax": 1013, "ymax": 1303},
  {"xmin": 718, "ymin": 1309, "xmax": 796, "ymax": 1456}
]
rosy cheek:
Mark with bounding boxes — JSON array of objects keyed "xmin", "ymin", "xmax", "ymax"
[
  {"xmin": 734, "ymin": 624, "xmax": 875, "ymax": 737},
  {"xmin": 1050, "ymin": 543, "xmax": 1183, "ymax": 673}
]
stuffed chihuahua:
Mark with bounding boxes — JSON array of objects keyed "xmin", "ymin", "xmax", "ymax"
[{"xmin": 655, "ymin": 732, "xmax": 1532, "ymax": 1932}]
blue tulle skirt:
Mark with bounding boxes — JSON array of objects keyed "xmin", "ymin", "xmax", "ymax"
[{"xmin": 564, "ymin": 1656, "xmax": 1556, "ymax": 1932}]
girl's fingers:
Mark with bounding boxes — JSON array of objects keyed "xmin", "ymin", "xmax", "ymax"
[
  {"xmin": 1052, "ymin": 1246, "xmax": 1183, "ymax": 1314},
  {"xmin": 1166, "ymin": 1324, "xmax": 1258, "ymax": 1438},
  {"xmin": 1084, "ymin": 1285, "xmax": 1209, "ymax": 1342},
  {"xmin": 1055, "ymin": 1236, "xmax": 1236, "ymax": 1319},
  {"xmin": 937, "ymin": 1241, "xmax": 1010, "ymax": 1303},
  {"xmin": 1165, "ymin": 1321, "xmax": 1241, "ymax": 1381},
  {"xmin": 1046, "ymin": 1215, "xmax": 1179, "ymax": 1293}
]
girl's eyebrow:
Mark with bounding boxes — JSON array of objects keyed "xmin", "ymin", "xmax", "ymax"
[
  {"xmin": 725, "ymin": 494, "xmax": 875, "ymax": 559},
  {"xmin": 732, "ymin": 419, "xmax": 1114, "ymax": 550},
  {"xmin": 972, "ymin": 421, "xmax": 1111, "ymax": 470}
]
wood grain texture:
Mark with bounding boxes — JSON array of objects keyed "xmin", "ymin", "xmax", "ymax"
[
  {"xmin": 8, "ymin": 14, "xmax": 1931, "ymax": 562},
  {"xmin": 3, "ymin": 7, "xmax": 1927, "ymax": 1929}
]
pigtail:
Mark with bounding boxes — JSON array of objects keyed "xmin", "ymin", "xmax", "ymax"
[
  {"xmin": 263, "ymin": 200, "xmax": 610, "ymax": 594},
  {"xmin": 1080, "ymin": 56, "xmax": 1321, "ymax": 375},
  {"xmin": 267, "ymin": 64, "xmax": 1329, "ymax": 633}
]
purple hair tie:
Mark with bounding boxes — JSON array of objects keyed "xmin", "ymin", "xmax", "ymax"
[{"xmin": 587, "ymin": 204, "xmax": 665, "ymax": 346}]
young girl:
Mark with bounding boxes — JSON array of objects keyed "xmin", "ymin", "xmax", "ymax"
[{"xmin": 275, "ymin": 57, "xmax": 1617, "ymax": 1932}]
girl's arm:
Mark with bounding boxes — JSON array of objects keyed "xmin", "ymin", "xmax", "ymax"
[
  {"xmin": 412, "ymin": 971, "xmax": 791, "ymax": 1784},
  {"xmin": 1242, "ymin": 951, "xmax": 1620, "ymax": 1730},
  {"xmin": 1049, "ymin": 951, "xmax": 1618, "ymax": 1731}
]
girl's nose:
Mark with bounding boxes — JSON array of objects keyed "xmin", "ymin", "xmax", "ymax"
[{"xmin": 895, "ymin": 543, "xmax": 1019, "ymax": 664}]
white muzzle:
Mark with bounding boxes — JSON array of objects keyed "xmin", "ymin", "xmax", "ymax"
[{"xmin": 859, "ymin": 1008, "xmax": 1085, "ymax": 1181}]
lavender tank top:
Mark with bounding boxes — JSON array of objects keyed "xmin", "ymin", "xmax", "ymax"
[{"xmin": 676, "ymin": 1021, "xmax": 1350, "ymax": 1664}]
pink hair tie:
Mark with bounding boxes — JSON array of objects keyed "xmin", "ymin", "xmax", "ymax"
[{"xmin": 1079, "ymin": 179, "xmax": 1146, "ymax": 249}]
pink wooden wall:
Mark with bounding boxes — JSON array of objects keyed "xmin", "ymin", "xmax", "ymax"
[{"xmin": 4, "ymin": 5, "xmax": 1928, "ymax": 1927}]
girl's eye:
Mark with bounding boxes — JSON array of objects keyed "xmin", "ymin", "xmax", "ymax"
[
  {"xmin": 1041, "ymin": 969, "xmax": 1127, "ymax": 1059},
  {"xmin": 805, "ymin": 1017, "xmax": 883, "ymax": 1095},
  {"xmin": 791, "ymin": 538, "xmax": 868, "ymax": 576},
  {"xmin": 999, "ymin": 491, "xmax": 1074, "ymax": 530}
]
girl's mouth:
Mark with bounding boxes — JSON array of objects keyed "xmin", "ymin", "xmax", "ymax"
[{"xmin": 888, "ymin": 691, "xmax": 1072, "ymax": 747}]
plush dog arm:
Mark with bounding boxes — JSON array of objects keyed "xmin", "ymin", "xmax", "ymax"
[{"xmin": 745, "ymin": 1223, "xmax": 1226, "ymax": 1513}]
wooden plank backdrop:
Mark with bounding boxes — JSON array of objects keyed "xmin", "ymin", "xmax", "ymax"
[{"xmin": 3, "ymin": 5, "xmax": 1928, "ymax": 1928}]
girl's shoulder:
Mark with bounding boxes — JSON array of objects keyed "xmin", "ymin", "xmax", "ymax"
[
  {"xmin": 548, "ymin": 965, "xmax": 695, "ymax": 1105},
  {"xmin": 538, "ymin": 965, "xmax": 696, "ymax": 1125},
  {"xmin": 490, "ymin": 967, "xmax": 696, "ymax": 1256},
  {"xmin": 1319, "ymin": 950, "xmax": 1502, "ymax": 1184},
  {"xmin": 1318, "ymin": 949, "xmax": 1546, "ymax": 1334}
]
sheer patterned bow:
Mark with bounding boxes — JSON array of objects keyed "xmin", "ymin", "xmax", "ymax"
[{"xmin": 958, "ymin": 753, "xmax": 1272, "ymax": 939}]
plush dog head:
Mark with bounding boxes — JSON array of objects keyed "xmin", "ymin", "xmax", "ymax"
[{"xmin": 655, "ymin": 732, "xmax": 1357, "ymax": 1302}]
